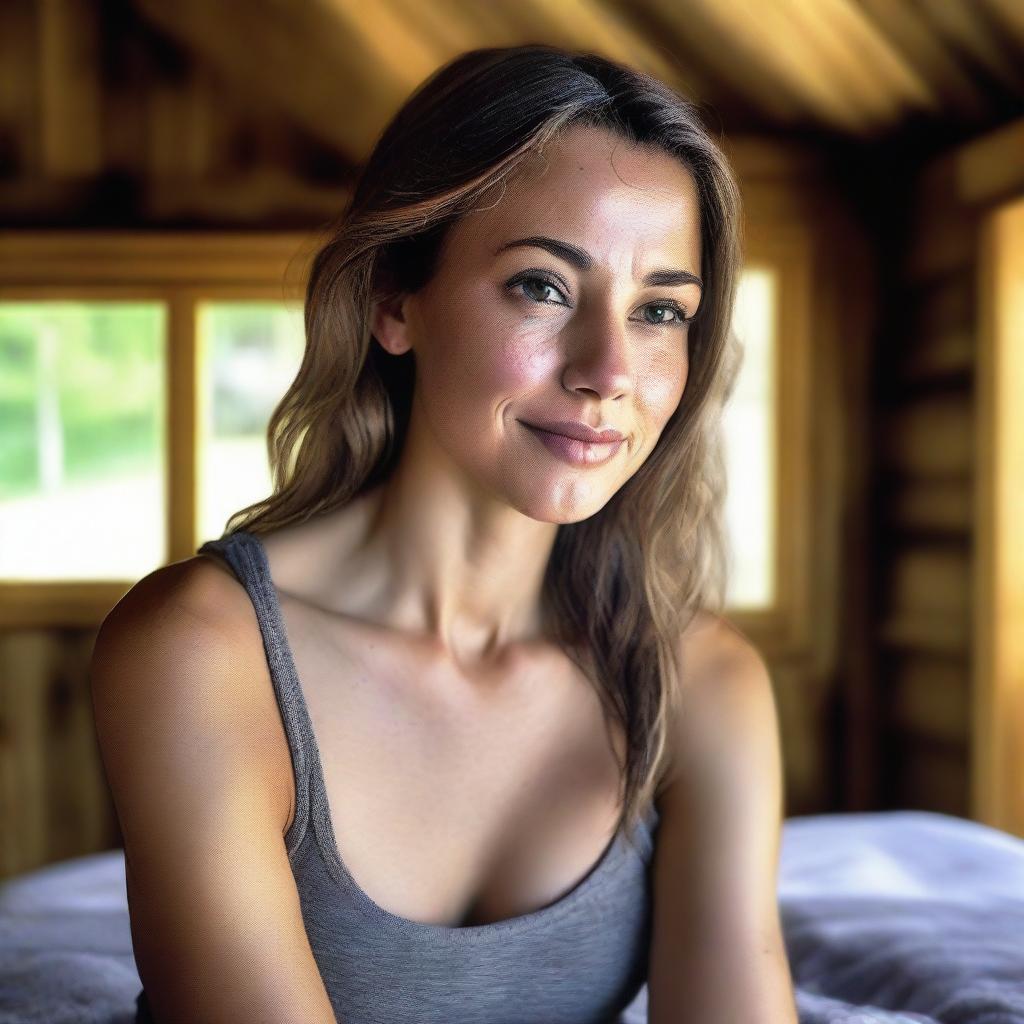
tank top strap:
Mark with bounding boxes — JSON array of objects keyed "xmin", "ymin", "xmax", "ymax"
[{"xmin": 196, "ymin": 529, "xmax": 317, "ymax": 858}]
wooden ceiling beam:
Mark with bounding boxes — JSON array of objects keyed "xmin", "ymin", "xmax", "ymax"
[
  {"xmin": 791, "ymin": 0, "xmax": 940, "ymax": 123},
  {"xmin": 639, "ymin": 0, "xmax": 810, "ymax": 126},
  {"xmin": 379, "ymin": 0, "xmax": 723, "ymax": 118},
  {"xmin": 671, "ymin": 0, "xmax": 946, "ymax": 137},
  {"xmin": 38, "ymin": 0, "xmax": 103, "ymax": 177},
  {"xmin": 131, "ymin": 0, "xmax": 422, "ymax": 161},
  {"xmin": 699, "ymin": 0, "xmax": 885, "ymax": 135},
  {"xmin": 487, "ymin": 0, "xmax": 705, "ymax": 90},
  {"xmin": 855, "ymin": 0, "xmax": 992, "ymax": 121},
  {"xmin": 918, "ymin": 0, "xmax": 1024, "ymax": 96},
  {"xmin": 126, "ymin": 0, "xmax": 1024, "ymax": 162},
  {"xmin": 130, "ymin": 0, "xmax": 725, "ymax": 168},
  {"xmin": 979, "ymin": 0, "xmax": 1024, "ymax": 40}
]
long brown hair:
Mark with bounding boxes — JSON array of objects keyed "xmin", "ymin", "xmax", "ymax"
[{"xmin": 225, "ymin": 44, "xmax": 744, "ymax": 850}]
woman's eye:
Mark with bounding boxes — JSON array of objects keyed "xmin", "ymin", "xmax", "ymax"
[
  {"xmin": 511, "ymin": 274, "xmax": 567, "ymax": 305},
  {"xmin": 507, "ymin": 274, "xmax": 691, "ymax": 327},
  {"xmin": 640, "ymin": 303, "xmax": 689, "ymax": 326}
]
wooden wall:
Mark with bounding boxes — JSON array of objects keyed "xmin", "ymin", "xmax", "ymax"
[
  {"xmin": 730, "ymin": 140, "xmax": 875, "ymax": 820},
  {"xmin": 872, "ymin": 119, "xmax": 1024, "ymax": 819},
  {"xmin": 0, "ymin": 627, "xmax": 119, "ymax": 873},
  {"xmin": 0, "ymin": 0, "xmax": 352, "ymax": 228}
]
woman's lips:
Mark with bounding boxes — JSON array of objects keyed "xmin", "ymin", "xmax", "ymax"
[{"xmin": 522, "ymin": 422, "xmax": 625, "ymax": 466}]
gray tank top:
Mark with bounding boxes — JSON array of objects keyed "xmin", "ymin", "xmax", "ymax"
[{"xmin": 134, "ymin": 528, "xmax": 660, "ymax": 1024}]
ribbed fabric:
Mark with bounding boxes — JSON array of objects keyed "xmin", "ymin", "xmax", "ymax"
[{"xmin": 134, "ymin": 529, "xmax": 659, "ymax": 1024}]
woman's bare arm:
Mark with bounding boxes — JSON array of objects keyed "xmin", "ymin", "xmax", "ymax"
[
  {"xmin": 646, "ymin": 620, "xmax": 799, "ymax": 1024},
  {"xmin": 90, "ymin": 560, "xmax": 339, "ymax": 1024}
]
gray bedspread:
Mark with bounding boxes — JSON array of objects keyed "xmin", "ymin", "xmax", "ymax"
[{"xmin": 1, "ymin": 810, "xmax": 1022, "ymax": 1024}]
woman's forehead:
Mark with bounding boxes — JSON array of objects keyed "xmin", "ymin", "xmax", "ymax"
[
  {"xmin": 454, "ymin": 139, "xmax": 702, "ymax": 276},
  {"xmin": 501, "ymin": 128, "xmax": 695, "ymax": 208}
]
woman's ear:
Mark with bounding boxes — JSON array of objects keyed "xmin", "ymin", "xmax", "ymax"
[{"xmin": 370, "ymin": 292, "xmax": 414, "ymax": 356}]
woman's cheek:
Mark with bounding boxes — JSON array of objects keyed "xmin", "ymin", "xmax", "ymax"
[
  {"xmin": 641, "ymin": 346, "xmax": 689, "ymax": 424},
  {"xmin": 489, "ymin": 334, "xmax": 554, "ymax": 392}
]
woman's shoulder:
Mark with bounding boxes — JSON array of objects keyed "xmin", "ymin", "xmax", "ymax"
[
  {"xmin": 91, "ymin": 552, "xmax": 275, "ymax": 730},
  {"xmin": 671, "ymin": 611, "xmax": 772, "ymax": 740},
  {"xmin": 678, "ymin": 609, "xmax": 758, "ymax": 675},
  {"xmin": 100, "ymin": 551, "xmax": 256, "ymax": 647},
  {"xmin": 91, "ymin": 554, "xmax": 294, "ymax": 832},
  {"xmin": 657, "ymin": 610, "xmax": 776, "ymax": 799}
]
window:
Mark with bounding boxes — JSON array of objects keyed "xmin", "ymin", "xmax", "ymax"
[
  {"xmin": 0, "ymin": 233, "xmax": 802, "ymax": 638},
  {"xmin": 196, "ymin": 301, "xmax": 305, "ymax": 545},
  {"xmin": 0, "ymin": 302, "xmax": 167, "ymax": 580},
  {"xmin": 0, "ymin": 234, "xmax": 310, "ymax": 626},
  {"xmin": 723, "ymin": 267, "xmax": 778, "ymax": 610}
]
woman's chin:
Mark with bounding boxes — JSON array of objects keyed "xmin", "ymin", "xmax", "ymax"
[{"xmin": 507, "ymin": 484, "xmax": 614, "ymax": 525}]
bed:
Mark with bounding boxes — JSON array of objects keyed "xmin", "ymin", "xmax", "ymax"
[{"xmin": 1, "ymin": 810, "xmax": 1022, "ymax": 1024}]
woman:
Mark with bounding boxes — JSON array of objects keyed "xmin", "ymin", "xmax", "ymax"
[{"xmin": 90, "ymin": 44, "xmax": 799, "ymax": 1024}]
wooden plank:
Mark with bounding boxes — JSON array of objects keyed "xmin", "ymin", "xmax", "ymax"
[
  {"xmin": 770, "ymin": 662, "xmax": 832, "ymax": 815},
  {"xmin": 45, "ymin": 629, "xmax": 110, "ymax": 859},
  {"xmin": 903, "ymin": 202, "xmax": 979, "ymax": 284},
  {"xmin": 0, "ymin": 632, "xmax": 51, "ymax": 877},
  {"xmin": 167, "ymin": 292, "xmax": 197, "ymax": 564},
  {"xmin": 888, "ymin": 653, "xmax": 970, "ymax": 746},
  {"xmin": 886, "ymin": 733, "xmax": 968, "ymax": 816},
  {"xmin": 142, "ymin": 167, "xmax": 351, "ymax": 224},
  {"xmin": 956, "ymin": 120, "xmax": 1024, "ymax": 207},
  {"xmin": 973, "ymin": 195, "xmax": 1024, "ymax": 838},
  {"xmin": 38, "ymin": 0, "xmax": 103, "ymax": 178},
  {"xmin": 649, "ymin": 0, "xmax": 921, "ymax": 135},
  {"xmin": 637, "ymin": 0, "xmax": 806, "ymax": 124},
  {"xmin": 982, "ymin": 0, "xmax": 1024, "ymax": 38},
  {"xmin": 131, "ymin": 0, "xmax": 736, "ymax": 168},
  {"xmin": 886, "ymin": 543, "xmax": 970, "ymax": 619},
  {"xmin": 907, "ymin": 270, "xmax": 974, "ymax": 338},
  {"xmin": 916, "ymin": 0, "xmax": 1024, "ymax": 96},
  {"xmin": 854, "ymin": 0, "xmax": 989, "ymax": 119},
  {"xmin": 145, "ymin": 64, "xmax": 217, "ymax": 180},
  {"xmin": 883, "ymin": 394, "xmax": 974, "ymax": 476},
  {"xmin": 0, "ymin": 231, "xmax": 314, "ymax": 287},
  {"xmin": 724, "ymin": 137, "xmax": 827, "ymax": 180},
  {"xmin": 897, "ymin": 328, "xmax": 973, "ymax": 383},
  {"xmin": 0, "ymin": 583, "xmax": 133, "ymax": 629},
  {"xmin": 916, "ymin": 117, "xmax": 1024, "ymax": 213},
  {"xmin": 503, "ymin": 0, "xmax": 709, "ymax": 106},
  {"xmin": 131, "ymin": 0, "xmax": 404, "ymax": 161},
  {"xmin": 884, "ymin": 477, "xmax": 972, "ymax": 534},
  {"xmin": 0, "ymin": 0, "xmax": 41, "ymax": 176},
  {"xmin": 783, "ymin": 0, "xmax": 937, "ymax": 125},
  {"xmin": 879, "ymin": 613, "xmax": 969, "ymax": 656}
]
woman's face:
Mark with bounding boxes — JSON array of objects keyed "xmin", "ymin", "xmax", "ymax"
[{"xmin": 373, "ymin": 122, "xmax": 704, "ymax": 524}]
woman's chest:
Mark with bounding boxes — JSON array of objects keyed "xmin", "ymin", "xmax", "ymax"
[{"xmin": 278, "ymin": 595, "xmax": 629, "ymax": 929}]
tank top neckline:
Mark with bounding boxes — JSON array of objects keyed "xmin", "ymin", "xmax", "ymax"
[{"xmin": 198, "ymin": 528, "xmax": 658, "ymax": 945}]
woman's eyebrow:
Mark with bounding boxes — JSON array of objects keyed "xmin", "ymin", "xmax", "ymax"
[{"xmin": 494, "ymin": 235, "xmax": 703, "ymax": 291}]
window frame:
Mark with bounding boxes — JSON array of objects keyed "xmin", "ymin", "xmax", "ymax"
[
  {"xmin": 0, "ymin": 230, "xmax": 812, "ymax": 652},
  {"xmin": 734, "ymin": 225, "xmax": 814, "ymax": 658},
  {"xmin": 0, "ymin": 232, "xmax": 311, "ymax": 627}
]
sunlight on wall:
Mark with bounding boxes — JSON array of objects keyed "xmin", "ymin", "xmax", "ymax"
[{"xmin": 723, "ymin": 267, "xmax": 777, "ymax": 610}]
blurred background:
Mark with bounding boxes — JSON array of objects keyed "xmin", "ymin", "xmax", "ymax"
[{"xmin": 0, "ymin": 0, "xmax": 1022, "ymax": 883}]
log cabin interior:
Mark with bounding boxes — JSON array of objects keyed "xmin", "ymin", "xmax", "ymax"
[{"xmin": 1, "ymin": 0, "xmax": 1023, "ymax": 942}]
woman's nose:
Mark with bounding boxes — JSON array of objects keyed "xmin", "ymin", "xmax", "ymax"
[{"xmin": 560, "ymin": 303, "xmax": 634, "ymax": 401}]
